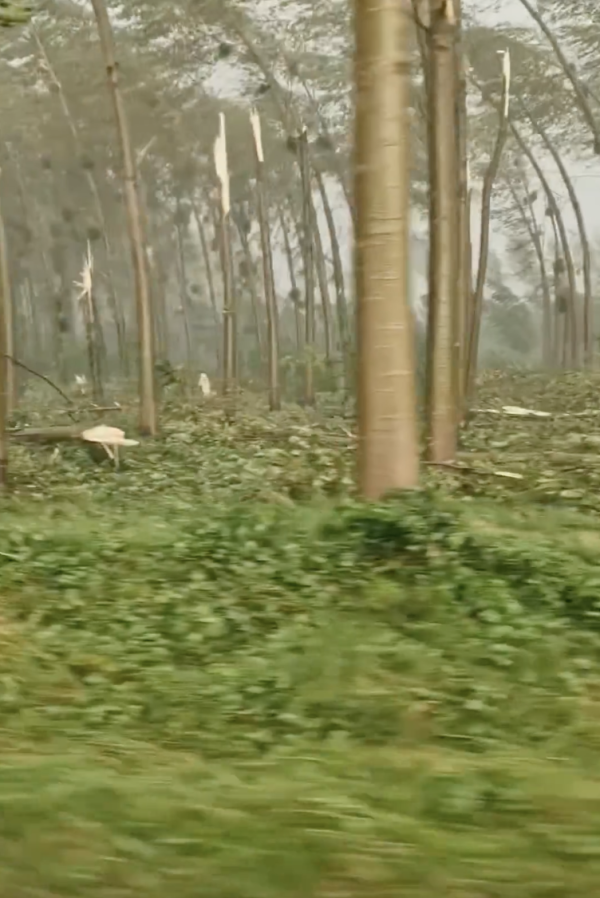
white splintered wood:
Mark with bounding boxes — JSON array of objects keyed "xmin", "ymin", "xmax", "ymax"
[
  {"xmin": 213, "ymin": 112, "xmax": 230, "ymax": 215},
  {"xmin": 502, "ymin": 49, "xmax": 511, "ymax": 116},
  {"xmin": 249, "ymin": 108, "xmax": 264, "ymax": 163}
]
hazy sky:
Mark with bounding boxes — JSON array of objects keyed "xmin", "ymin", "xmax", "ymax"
[
  {"xmin": 465, "ymin": 0, "xmax": 600, "ymax": 260},
  {"xmin": 207, "ymin": 0, "xmax": 600, "ymax": 301}
]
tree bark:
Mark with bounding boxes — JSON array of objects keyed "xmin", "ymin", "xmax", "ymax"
[
  {"xmin": 0, "ymin": 199, "xmax": 9, "ymax": 487},
  {"xmin": 466, "ymin": 56, "xmax": 510, "ymax": 402},
  {"xmin": 192, "ymin": 202, "xmax": 221, "ymax": 371},
  {"xmin": 517, "ymin": 94, "xmax": 592, "ymax": 366},
  {"xmin": 251, "ymin": 112, "xmax": 280, "ymax": 410},
  {"xmin": 355, "ymin": 0, "xmax": 420, "ymax": 496},
  {"xmin": 454, "ymin": 0, "xmax": 471, "ymax": 413},
  {"xmin": 425, "ymin": 0, "xmax": 459, "ymax": 462},
  {"xmin": 33, "ymin": 29, "xmax": 128, "ymax": 375},
  {"xmin": 298, "ymin": 130, "xmax": 316, "ymax": 406},
  {"xmin": 279, "ymin": 204, "xmax": 303, "ymax": 353},
  {"xmin": 90, "ymin": 0, "xmax": 157, "ymax": 434},
  {"xmin": 234, "ymin": 214, "xmax": 265, "ymax": 364},
  {"xmin": 517, "ymin": 0, "xmax": 600, "ymax": 154},
  {"xmin": 0, "ymin": 188, "xmax": 14, "ymax": 420},
  {"xmin": 507, "ymin": 178, "xmax": 552, "ymax": 366},
  {"xmin": 510, "ymin": 124, "xmax": 578, "ymax": 367}
]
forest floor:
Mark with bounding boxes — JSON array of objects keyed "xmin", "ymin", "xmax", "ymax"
[{"xmin": 2, "ymin": 370, "xmax": 600, "ymax": 896}]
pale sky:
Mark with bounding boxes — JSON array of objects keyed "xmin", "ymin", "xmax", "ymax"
[
  {"xmin": 86, "ymin": 0, "xmax": 597, "ymax": 307},
  {"xmin": 465, "ymin": 0, "xmax": 600, "ymax": 265}
]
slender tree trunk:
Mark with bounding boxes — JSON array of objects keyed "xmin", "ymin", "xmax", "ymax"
[
  {"xmin": 146, "ymin": 242, "xmax": 168, "ymax": 363},
  {"xmin": 454, "ymin": 0, "xmax": 471, "ymax": 413},
  {"xmin": 295, "ymin": 70, "xmax": 354, "ymax": 220},
  {"xmin": 548, "ymin": 209, "xmax": 562, "ymax": 366},
  {"xmin": 232, "ymin": 21, "xmax": 353, "ymax": 220},
  {"xmin": 466, "ymin": 53, "xmax": 510, "ymax": 402},
  {"xmin": 192, "ymin": 202, "xmax": 221, "ymax": 371},
  {"xmin": 251, "ymin": 111, "xmax": 280, "ymax": 410},
  {"xmin": 0, "ymin": 190, "xmax": 14, "ymax": 417},
  {"xmin": 218, "ymin": 201, "xmax": 235, "ymax": 392},
  {"xmin": 174, "ymin": 219, "xmax": 194, "ymax": 373},
  {"xmin": 279, "ymin": 205, "xmax": 303, "ymax": 352},
  {"xmin": 314, "ymin": 172, "xmax": 348, "ymax": 334},
  {"xmin": 231, "ymin": 16, "xmax": 351, "ymax": 381},
  {"xmin": 33, "ymin": 30, "xmax": 128, "ymax": 375},
  {"xmin": 0, "ymin": 188, "xmax": 11, "ymax": 478},
  {"xmin": 81, "ymin": 290, "xmax": 103, "ymax": 402},
  {"xmin": 138, "ymin": 176, "xmax": 165, "ymax": 372},
  {"xmin": 4, "ymin": 146, "xmax": 56, "ymax": 361},
  {"xmin": 90, "ymin": 0, "xmax": 156, "ymax": 434},
  {"xmin": 214, "ymin": 115, "xmax": 236, "ymax": 393},
  {"xmin": 548, "ymin": 209, "xmax": 572, "ymax": 369},
  {"xmin": 517, "ymin": 0, "xmax": 600, "ymax": 153},
  {"xmin": 314, "ymin": 174, "xmax": 351, "ymax": 382},
  {"xmin": 21, "ymin": 280, "xmax": 41, "ymax": 365},
  {"xmin": 510, "ymin": 124, "xmax": 578, "ymax": 367},
  {"xmin": 517, "ymin": 94, "xmax": 592, "ymax": 366},
  {"xmin": 508, "ymin": 178, "xmax": 552, "ymax": 366},
  {"xmin": 311, "ymin": 205, "xmax": 333, "ymax": 364},
  {"xmin": 234, "ymin": 216, "xmax": 266, "ymax": 364},
  {"xmin": 425, "ymin": 0, "xmax": 459, "ymax": 462},
  {"xmin": 524, "ymin": 189, "xmax": 553, "ymax": 368},
  {"xmin": 299, "ymin": 130, "xmax": 316, "ymax": 406},
  {"xmin": 355, "ymin": 0, "xmax": 420, "ymax": 496}
]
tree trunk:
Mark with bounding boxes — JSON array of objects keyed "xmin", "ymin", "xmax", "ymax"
[
  {"xmin": 454, "ymin": 0, "xmax": 471, "ymax": 413},
  {"xmin": 0, "ymin": 199, "xmax": 8, "ymax": 487},
  {"xmin": 234, "ymin": 215, "xmax": 265, "ymax": 365},
  {"xmin": 192, "ymin": 201, "xmax": 221, "ymax": 371},
  {"xmin": 174, "ymin": 218, "xmax": 194, "ymax": 374},
  {"xmin": 517, "ymin": 94, "xmax": 592, "ymax": 366},
  {"xmin": 279, "ymin": 205, "xmax": 303, "ymax": 353},
  {"xmin": 510, "ymin": 124, "xmax": 578, "ymax": 367},
  {"xmin": 298, "ymin": 130, "xmax": 316, "ymax": 406},
  {"xmin": 355, "ymin": 0, "xmax": 420, "ymax": 496},
  {"xmin": 218, "ymin": 200, "xmax": 235, "ymax": 393},
  {"xmin": 314, "ymin": 173, "xmax": 351, "ymax": 384},
  {"xmin": 311, "ymin": 203, "xmax": 333, "ymax": 364},
  {"xmin": 466, "ymin": 54, "xmax": 510, "ymax": 402},
  {"xmin": 508, "ymin": 178, "xmax": 553, "ymax": 366},
  {"xmin": 425, "ymin": 0, "xmax": 459, "ymax": 462},
  {"xmin": 251, "ymin": 111, "xmax": 280, "ymax": 410},
  {"xmin": 33, "ymin": 29, "xmax": 128, "ymax": 375},
  {"xmin": 81, "ymin": 290, "xmax": 103, "ymax": 403},
  {"xmin": 517, "ymin": 0, "xmax": 600, "ymax": 154},
  {"xmin": 0, "ymin": 190, "xmax": 14, "ymax": 419},
  {"xmin": 90, "ymin": 0, "xmax": 157, "ymax": 435}
]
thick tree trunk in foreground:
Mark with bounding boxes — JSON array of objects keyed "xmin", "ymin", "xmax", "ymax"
[{"xmin": 355, "ymin": 0, "xmax": 420, "ymax": 497}]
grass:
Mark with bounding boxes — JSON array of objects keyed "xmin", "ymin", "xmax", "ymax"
[{"xmin": 2, "ymin": 371, "xmax": 600, "ymax": 895}]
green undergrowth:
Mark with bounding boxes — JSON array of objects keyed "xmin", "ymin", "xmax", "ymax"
[
  {"xmin": 3, "ymin": 372, "xmax": 600, "ymax": 894},
  {"xmin": 1, "ymin": 492, "xmax": 600, "ymax": 754},
  {"xmin": 2, "ymin": 486, "xmax": 600, "ymax": 894}
]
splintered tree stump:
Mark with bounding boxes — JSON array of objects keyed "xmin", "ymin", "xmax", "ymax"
[{"xmin": 10, "ymin": 423, "xmax": 139, "ymax": 468}]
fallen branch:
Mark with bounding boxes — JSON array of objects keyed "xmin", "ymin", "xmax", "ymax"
[
  {"xmin": 4, "ymin": 354, "xmax": 76, "ymax": 418},
  {"xmin": 10, "ymin": 425, "xmax": 92, "ymax": 443},
  {"xmin": 424, "ymin": 460, "xmax": 524, "ymax": 480},
  {"xmin": 56, "ymin": 403, "xmax": 122, "ymax": 416}
]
